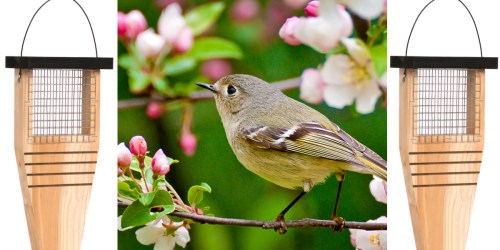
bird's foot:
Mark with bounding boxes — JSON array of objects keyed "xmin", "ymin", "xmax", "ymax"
[
  {"xmin": 330, "ymin": 216, "xmax": 345, "ymax": 232},
  {"xmin": 274, "ymin": 213, "xmax": 288, "ymax": 234}
]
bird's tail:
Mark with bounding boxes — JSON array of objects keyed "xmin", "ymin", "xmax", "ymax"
[{"xmin": 358, "ymin": 156, "xmax": 387, "ymax": 181}]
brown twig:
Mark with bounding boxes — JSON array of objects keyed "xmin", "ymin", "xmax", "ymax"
[
  {"xmin": 118, "ymin": 77, "xmax": 302, "ymax": 110},
  {"xmin": 117, "ymin": 201, "xmax": 386, "ymax": 231}
]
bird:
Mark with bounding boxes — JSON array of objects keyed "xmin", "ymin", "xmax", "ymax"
[{"xmin": 196, "ymin": 74, "xmax": 386, "ymax": 233}]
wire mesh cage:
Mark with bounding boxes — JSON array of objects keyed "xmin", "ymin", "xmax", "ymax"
[
  {"xmin": 412, "ymin": 68, "xmax": 481, "ymax": 143},
  {"xmin": 28, "ymin": 69, "xmax": 97, "ymax": 143},
  {"xmin": 391, "ymin": 1, "xmax": 497, "ymax": 249},
  {"xmin": 4, "ymin": 1, "xmax": 112, "ymax": 250}
]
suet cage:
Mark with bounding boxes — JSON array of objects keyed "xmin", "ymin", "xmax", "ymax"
[
  {"xmin": 5, "ymin": 1, "xmax": 112, "ymax": 249},
  {"xmin": 391, "ymin": 1, "xmax": 497, "ymax": 249}
]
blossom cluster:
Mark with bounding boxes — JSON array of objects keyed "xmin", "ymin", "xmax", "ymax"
[
  {"xmin": 118, "ymin": 136, "xmax": 212, "ymax": 250},
  {"xmin": 280, "ymin": 0, "xmax": 387, "ymax": 115},
  {"xmin": 118, "ymin": 2, "xmax": 243, "ymax": 157}
]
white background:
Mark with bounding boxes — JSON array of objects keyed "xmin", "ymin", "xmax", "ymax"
[
  {"xmin": 388, "ymin": 0, "xmax": 500, "ymax": 249},
  {"xmin": 0, "ymin": 0, "xmax": 116, "ymax": 249}
]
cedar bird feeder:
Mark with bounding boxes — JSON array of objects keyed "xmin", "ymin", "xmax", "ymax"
[
  {"xmin": 391, "ymin": 1, "xmax": 497, "ymax": 249},
  {"xmin": 5, "ymin": 1, "xmax": 112, "ymax": 249}
]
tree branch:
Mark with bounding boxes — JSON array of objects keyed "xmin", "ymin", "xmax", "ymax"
[
  {"xmin": 117, "ymin": 202, "xmax": 386, "ymax": 231},
  {"xmin": 118, "ymin": 77, "xmax": 301, "ymax": 110}
]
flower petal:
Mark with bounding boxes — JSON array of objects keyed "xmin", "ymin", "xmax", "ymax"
[
  {"xmin": 174, "ymin": 227, "xmax": 191, "ymax": 248},
  {"xmin": 300, "ymin": 68, "xmax": 325, "ymax": 104},
  {"xmin": 323, "ymin": 84, "xmax": 356, "ymax": 109},
  {"xmin": 355, "ymin": 80, "xmax": 381, "ymax": 114},
  {"xmin": 369, "ymin": 176, "xmax": 387, "ymax": 204},
  {"xmin": 341, "ymin": 0, "xmax": 385, "ymax": 20},
  {"xmin": 136, "ymin": 225, "xmax": 164, "ymax": 245},
  {"xmin": 342, "ymin": 37, "xmax": 371, "ymax": 66},
  {"xmin": 158, "ymin": 3, "xmax": 186, "ymax": 44},
  {"xmin": 154, "ymin": 235, "xmax": 176, "ymax": 250},
  {"xmin": 321, "ymin": 55, "xmax": 351, "ymax": 86},
  {"xmin": 294, "ymin": 17, "xmax": 342, "ymax": 53}
]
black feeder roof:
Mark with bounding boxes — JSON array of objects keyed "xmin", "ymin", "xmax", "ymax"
[
  {"xmin": 390, "ymin": 56, "xmax": 498, "ymax": 69},
  {"xmin": 5, "ymin": 56, "xmax": 113, "ymax": 70}
]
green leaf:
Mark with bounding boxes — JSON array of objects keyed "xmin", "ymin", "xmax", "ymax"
[
  {"xmin": 369, "ymin": 44, "xmax": 387, "ymax": 78},
  {"xmin": 128, "ymin": 70, "xmax": 150, "ymax": 93},
  {"xmin": 167, "ymin": 157, "xmax": 179, "ymax": 165},
  {"xmin": 153, "ymin": 176, "xmax": 167, "ymax": 190},
  {"xmin": 163, "ymin": 56, "xmax": 197, "ymax": 76},
  {"xmin": 118, "ymin": 55, "xmax": 136, "ymax": 70},
  {"xmin": 152, "ymin": 77, "xmax": 168, "ymax": 94},
  {"xmin": 138, "ymin": 191, "xmax": 157, "ymax": 206},
  {"xmin": 188, "ymin": 37, "xmax": 243, "ymax": 61},
  {"xmin": 185, "ymin": 2, "xmax": 225, "ymax": 36},
  {"xmin": 118, "ymin": 181, "xmax": 140, "ymax": 200},
  {"xmin": 187, "ymin": 182, "xmax": 212, "ymax": 206},
  {"xmin": 121, "ymin": 190, "xmax": 175, "ymax": 228}
]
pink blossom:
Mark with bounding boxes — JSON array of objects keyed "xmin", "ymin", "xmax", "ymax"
[
  {"xmin": 118, "ymin": 167, "xmax": 125, "ymax": 176},
  {"xmin": 136, "ymin": 29, "xmax": 165, "ymax": 58},
  {"xmin": 231, "ymin": 0, "xmax": 259, "ymax": 22},
  {"xmin": 369, "ymin": 176, "xmax": 387, "ymax": 204},
  {"xmin": 130, "ymin": 136, "xmax": 148, "ymax": 157},
  {"xmin": 300, "ymin": 68, "xmax": 325, "ymax": 104},
  {"xmin": 125, "ymin": 10, "xmax": 148, "ymax": 39},
  {"xmin": 201, "ymin": 59, "xmax": 232, "ymax": 81},
  {"xmin": 349, "ymin": 216, "xmax": 387, "ymax": 250},
  {"xmin": 293, "ymin": 2, "xmax": 353, "ymax": 52},
  {"xmin": 339, "ymin": 0, "xmax": 384, "ymax": 20},
  {"xmin": 278, "ymin": 17, "xmax": 301, "ymax": 46},
  {"xmin": 180, "ymin": 130, "xmax": 197, "ymax": 157},
  {"xmin": 118, "ymin": 142, "xmax": 133, "ymax": 168},
  {"xmin": 151, "ymin": 149, "xmax": 170, "ymax": 175},
  {"xmin": 304, "ymin": 0, "xmax": 319, "ymax": 17},
  {"xmin": 158, "ymin": 3, "xmax": 186, "ymax": 44},
  {"xmin": 173, "ymin": 27, "xmax": 194, "ymax": 54},
  {"xmin": 146, "ymin": 102, "xmax": 163, "ymax": 119},
  {"xmin": 118, "ymin": 12, "xmax": 128, "ymax": 37},
  {"xmin": 321, "ymin": 38, "xmax": 381, "ymax": 114}
]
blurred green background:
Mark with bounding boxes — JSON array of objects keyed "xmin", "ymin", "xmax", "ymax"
[{"xmin": 118, "ymin": 0, "xmax": 387, "ymax": 249}]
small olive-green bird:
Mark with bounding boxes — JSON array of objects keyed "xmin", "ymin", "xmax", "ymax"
[{"xmin": 196, "ymin": 74, "xmax": 386, "ymax": 232}]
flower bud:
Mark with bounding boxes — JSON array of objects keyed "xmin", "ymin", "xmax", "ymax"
[
  {"xmin": 173, "ymin": 27, "xmax": 194, "ymax": 54},
  {"xmin": 151, "ymin": 149, "xmax": 171, "ymax": 175},
  {"xmin": 118, "ymin": 167, "xmax": 125, "ymax": 176},
  {"xmin": 146, "ymin": 102, "xmax": 163, "ymax": 119},
  {"xmin": 304, "ymin": 1, "xmax": 319, "ymax": 17},
  {"xmin": 180, "ymin": 130, "xmax": 197, "ymax": 157},
  {"xmin": 136, "ymin": 29, "xmax": 165, "ymax": 58},
  {"xmin": 130, "ymin": 136, "xmax": 148, "ymax": 157},
  {"xmin": 279, "ymin": 17, "xmax": 301, "ymax": 46},
  {"xmin": 125, "ymin": 10, "xmax": 148, "ymax": 39},
  {"xmin": 158, "ymin": 3, "xmax": 186, "ymax": 44},
  {"xmin": 231, "ymin": 0, "xmax": 259, "ymax": 23},
  {"xmin": 300, "ymin": 68, "xmax": 325, "ymax": 104},
  {"xmin": 201, "ymin": 59, "xmax": 232, "ymax": 81},
  {"xmin": 118, "ymin": 142, "xmax": 133, "ymax": 168},
  {"xmin": 118, "ymin": 12, "xmax": 128, "ymax": 37}
]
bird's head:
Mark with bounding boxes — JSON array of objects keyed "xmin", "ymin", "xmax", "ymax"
[{"xmin": 196, "ymin": 74, "xmax": 281, "ymax": 118}]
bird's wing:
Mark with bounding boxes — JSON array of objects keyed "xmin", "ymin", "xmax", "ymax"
[{"xmin": 240, "ymin": 121, "xmax": 387, "ymax": 180}]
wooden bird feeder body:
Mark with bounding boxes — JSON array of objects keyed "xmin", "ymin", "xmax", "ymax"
[
  {"xmin": 5, "ymin": 1, "xmax": 112, "ymax": 249},
  {"xmin": 391, "ymin": 56, "xmax": 497, "ymax": 249}
]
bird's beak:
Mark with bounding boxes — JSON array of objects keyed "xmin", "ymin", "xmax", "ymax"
[{"xmin": 195, "ymin": 82, "xmax": 218, "ymax": 93}]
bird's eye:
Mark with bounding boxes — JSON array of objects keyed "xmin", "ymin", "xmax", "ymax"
[{"xmin": 227, "ymin": 85, "xmax": 237, "ymax": 95}]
